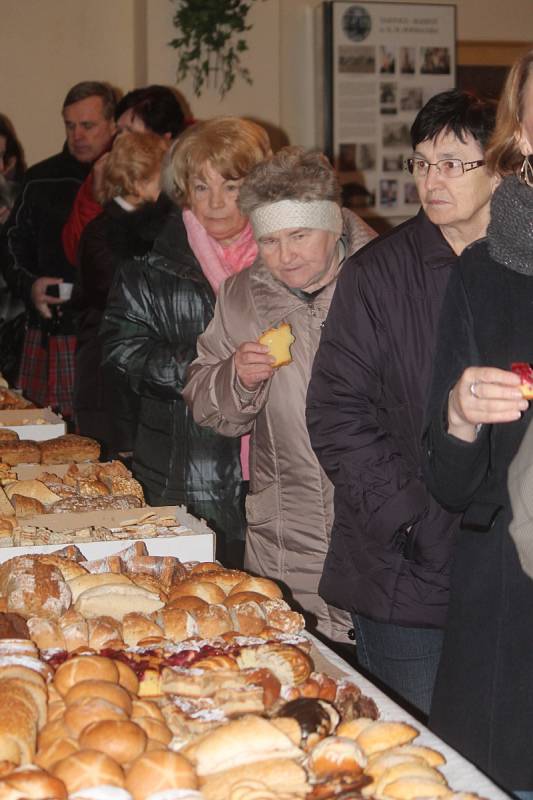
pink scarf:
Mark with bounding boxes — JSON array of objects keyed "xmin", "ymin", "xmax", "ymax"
[{"xmin": 183, "ymin": 208, "xmax": 257, "ymax": 480}]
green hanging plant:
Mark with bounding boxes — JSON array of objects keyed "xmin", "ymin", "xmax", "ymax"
[{"xmin": 169, "ymin": 0, "xmax": 265, "ymax": 98}]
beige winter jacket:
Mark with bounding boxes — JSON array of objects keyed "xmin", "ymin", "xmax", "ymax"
[{"xmin": 183, "ymin": 211, "xmax": 376, "ymax": 643}]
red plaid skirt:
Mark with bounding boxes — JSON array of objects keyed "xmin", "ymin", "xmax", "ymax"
[{"xmin": 18, "ymin": 328, "xmax": 76, "ymax": 419}]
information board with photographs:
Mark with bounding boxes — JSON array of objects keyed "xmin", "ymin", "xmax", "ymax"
[{"xmin": 322, "ymin": 1, "xmax": 456, "ymax": 221}]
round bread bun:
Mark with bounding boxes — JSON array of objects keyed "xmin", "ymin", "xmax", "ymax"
[
  {"xmin": 37, "ymin": 718, "xmax": 71, "ymax": 750},
  {"xmin": 35, "ymin": 737, "xmax": 79, "ymax": 770},
  {"xmin": 52, "ymin": 749, "xmax": 125, "ymax": 793},
  {"xmin": 46, "ymin": 699, "xmax": 67, "ymax": 721},
  {"xmin": 202, "ymin": 570, "xmax": 248, "ymax": 594},
  {"xmin": 165, "ymin": 595, "xmax": 208, "ymax": 613},
  {"xmin": 133, "ymin": 716, "xmax": 172, "ymax": 745},
  {"xmin": 228, "ymin": 577, "xmax": 283, "ymax": 600},
  {"xmin": 0, "ymin": 766, "xmax": 68, "ymax": 798},
  {"xmin": 79, "ymin": 720, "xmax": 147, "ymax": 765},
  {"xmin": 64, "ymin": 697, "xmax": 128, "ymax": 739},
  {"xmin": 116, "ymin": 660, "xmax": 140, "ymax": 695},
  {"xmin": 54, "ymin": 655, "xmax": 120, "ymax": 696},
  {"xmin": 145, "ymin": 738, "xmax": 166, "ymax": 752},
  {"xmin": 125, "ymin": 751, "xmax": 197, "ymax": 800},
  {"xmin": 65, "ymin": 679, "xmax": 133, "ymax": 714},
  {"xmin": 131, "ymin": 700, "xmax": 165, "ymax": 723},
  {"xmin": 169, "ymin": 580, "xmax": 225, "ymax": 605}
]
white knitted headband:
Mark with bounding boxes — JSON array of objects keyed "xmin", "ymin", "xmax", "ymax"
[{"xmin": 250, "ymin": 200, "xmax": 343, "ymax": 239}]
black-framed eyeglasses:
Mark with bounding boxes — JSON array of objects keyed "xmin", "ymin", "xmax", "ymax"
[{"xmin": 404, "ymin": 157, "xmax": 486, "ymax": 178}]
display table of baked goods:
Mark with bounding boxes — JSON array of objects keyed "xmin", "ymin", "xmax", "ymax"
[{"xmin": 308, "ymin": 634, "xmax": 511, "ymax": 799}]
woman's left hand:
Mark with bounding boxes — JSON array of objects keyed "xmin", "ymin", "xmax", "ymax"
[{"xmin": 447, "ymin": 366, "xmax": 528, "ymax": 442}]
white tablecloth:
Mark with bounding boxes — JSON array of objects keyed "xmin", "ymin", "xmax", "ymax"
[{"xmin": 307, "ymin": 633, "xmax": 511, "ymax": 799}]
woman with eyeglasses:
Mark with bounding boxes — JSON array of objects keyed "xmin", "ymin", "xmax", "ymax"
[{"xmin": 423, "ymin": 50, "xmax": 533, "ymax": 798}]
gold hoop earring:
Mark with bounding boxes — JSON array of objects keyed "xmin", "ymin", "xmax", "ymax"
[{"xmin": 520, "ymin": 154, "xmax": 533, "ymax": 188}]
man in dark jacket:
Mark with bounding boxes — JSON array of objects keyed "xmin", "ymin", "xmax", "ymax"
[
  {"xmin": 306, "ymin": 90, "xmax": 499, "ymax": 716},
  {"xmin": 0, "ymin": 81, "xmax": 116, "ymax": 418}
]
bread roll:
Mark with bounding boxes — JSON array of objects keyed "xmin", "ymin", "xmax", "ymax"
[
  {"xmin": 11, "ymin": 493, "xmax": 46, "ymax": 516},
  {"xmin": 27, "ymin": 616, "xmax": 66, "ymax": 650},
  {"xmin": 0, "ymin": 766, "xmax": 68, "ymax": 798},
  {"xmin": 372, "ymin": 760, "xmax": 446, "ymax": 797},
  {"xmin": 77, "ymin": 478, "xmax": 110, "ymax": 497},
  {"xmin": 46, "ymin": 699, "xmax": 67, "ymax": 721},
  {"xmin": 187, "ymin": 562, "xmax": 223, "ymax": 576},
  {"xmin": 133, "ymin": 716, "xmax": 172, "ymax": 746},
  {"xmin": 307, "ymin": 735, "xmax": 366, "ymax": 778},
  {"xmin": 123, "ymin": 613, "xmax": 164, "ymax": 647},
  {"xmin": 229, "ymin": 577, "xmax": 283, "ymax": 600},
  {"xmin": 0, "ymin": 694, "xmax": 37, "ymax": 764},
  {"xmin": 183, "ymin": 715, "xmax": 303, "ymax": 776},
  {"xmin": 236, "ymin": 643, "xmax": 313, "ymax": 686},
  {"xmin": 54, "ymin": 655, "xmax": 120, "ymax": 696},
  {"xmin": 75, "ymin": 584, "xmax": 164, "ymax": 621},
  {"xmin": 164, "ymin": 596, "xmax": 208, "ymax": 613},
  {"xmin": 87, "ymin": 616, "xmax": 123, "ymax": 650},
  {"xmin": 65, "ymin": 680, "xmax": 133, "ymax": 714},
  {"xmin": 38, "ymin": 554, "xmax": 88, "ymax": 581},
  {"xmin": 40, "ymin": 434, "xmax": 101, "ymax": 465},
  {"xmin": 6, "ymin": 562, "xmax": 72, "ymax": 619},
  {"xmin": 52, "ymin": 749, "xmax": 125, "ymax": 792},
  {"xmin": 383, "ymin": 744, "xmax": 446, "ymax": 769},
  {"xmin": 202, "ymin": 570, "xmax": 248, "ymax": 594},
  {"xmin": 35, "ymin": 736, "xmax": 79, "ymax": 770},
  {"xmin": 79, "ymin": 720, "xmax": 147, "ymax": 764},
  {"xmin": 377, "ymin": 776, "xmax": 450, "ymax": 798},
  {"xmin": 64, "ymin": 697, "xmax": 128, "ymax": 739},
  {"xmin": 0, "ymin": 677, "xmax": 47, "ymax": 728},
  {"xmin": 125, "ymin": 751, "xmax": 197, "ymax": 800},
  {"xmin": 169, "ymin": 580, "xmax": 226, "ymax": 605},
  {"xmin": 116, "ymin": 660, "xmax": 140, "ymax": 695},
  {"xmin": 200, "ymin": 758, "xmax": 308, "ymax": 800},
  {"xmin": 5, "ymin": 479, "xmax": 61, "ymax": 505},
  {"xmin": 130, "ymin": 701, "xmax": 163, "ymax": 723},
  {"xmin": 355, "ymin": 721, "xmax": 419, "ymax": 756},
  {"xmin": 160, "ymin": 608, "xmax": 196, "ymax": 642},
  {"xmin": 193, "ymin": 604, "xmax": 233, "ymax": 639}
]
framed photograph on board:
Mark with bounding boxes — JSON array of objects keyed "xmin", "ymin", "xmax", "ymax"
[{"xmin": 320, "ymin": 1, "xmax": 456, "ymax": 224}]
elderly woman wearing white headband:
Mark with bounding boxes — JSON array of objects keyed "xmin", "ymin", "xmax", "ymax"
[{"xmin": 183, "ymin": 147, "xmax": 376, "ymax": 643}]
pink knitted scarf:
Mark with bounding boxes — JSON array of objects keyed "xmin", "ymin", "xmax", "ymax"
[{"xmin": 183, "ymin": 208, "xmax": 257, "ymax": 480}]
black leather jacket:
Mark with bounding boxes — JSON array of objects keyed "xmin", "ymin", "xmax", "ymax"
[{"xmin": 100, "ymin": 208, "xmax": 244, "ymax": 551}]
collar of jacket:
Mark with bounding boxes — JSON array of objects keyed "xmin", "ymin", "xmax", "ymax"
[
  {"xmin": 250, "ymin": 254, "xmax": 340, "ymax": 328},
  {"xmin": 148, "ymin": 205, "xmax": 208, "ymax": 283},
  {"xmin": 417, "ymin": 208, "xmax": 457, "ymax": 270}
]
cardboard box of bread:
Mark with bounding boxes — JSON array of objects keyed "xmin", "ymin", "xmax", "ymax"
[
  {"xmin": 0, "ymin": 548, "xmax": 488, "ymax": 800},
  {"xmin": 0, "ymin": 407, "xmax": 66, "ymax": 441}
]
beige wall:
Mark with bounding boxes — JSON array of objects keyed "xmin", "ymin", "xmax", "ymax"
[{"xmin": 1, "ymin": 0, "xmax": 531, "ymax": 166}]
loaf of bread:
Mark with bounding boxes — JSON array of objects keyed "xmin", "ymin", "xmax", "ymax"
[
  {"xmin": 258, "ymin": 322, "xmax": 295, "ymax": 368},
  {"xmin": 0, "ymin": 429, "xmax": 19, "ymax": 442},
  {"xmin": 0, "ymin": 440, "xmax": 41, "ymax": 465},
  {"xmin": 39, "ymin": 434, "xmax": 101, "ymax": 464},
  {"xmin": 75, "ymin": 583, "xmax": 164, "ymax": 621},
  {"xmin": 5, "ymin": 479, "xmax": 62, "ymax": 505},
  {"xmin": 10, "ymin": 494, "xmax": 46, "ymax": 517}
]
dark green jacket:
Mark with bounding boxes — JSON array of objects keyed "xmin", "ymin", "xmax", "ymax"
[{"xmin": 100, "ymin": 208, "xmax": 243, "ymax": 551}]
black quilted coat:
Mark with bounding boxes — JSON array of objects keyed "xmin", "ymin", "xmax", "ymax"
[{"xmin": 100, "ymin": 208, "xmax": 244, "ymax": 555}]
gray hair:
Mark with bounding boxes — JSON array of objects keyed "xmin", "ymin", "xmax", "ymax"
[
  {"xmin": 62, "ymin": 81, "xmax": 118, "ymax": 120},
  {"xmin": 238, "ymin": 146, "xmax": 341, "ymax": 217}
]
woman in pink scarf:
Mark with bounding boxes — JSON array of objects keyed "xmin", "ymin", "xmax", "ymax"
[{"xmin": 101, "ymin": 118, "xmax": 271, "ymax": 567}]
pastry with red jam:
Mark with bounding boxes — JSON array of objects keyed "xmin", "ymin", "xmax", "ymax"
[{"xmin": 511, "ymin": 362, "xmax": 533, "ymax": 399}]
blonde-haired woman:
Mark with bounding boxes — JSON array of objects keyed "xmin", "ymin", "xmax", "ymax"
[
  {"xmin": 74, "ymin": 131, "xmax": 169, "ymax": 457},
  {"xmin": 423, "ymin": 50, "xmax": 533, "ymax": 797},
  {"xmin": 101, "ymin": 117, "xmax": 271, "ymax": 566}
]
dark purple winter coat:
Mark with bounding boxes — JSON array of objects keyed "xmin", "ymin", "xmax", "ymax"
[{"xmin": 306, "ymin": 209, "xmax": 460, "ymax": 628}]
